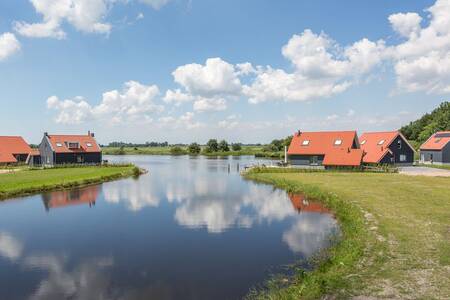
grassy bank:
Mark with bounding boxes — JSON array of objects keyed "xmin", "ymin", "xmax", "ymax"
[
  {"xmin": 244, "ymin": 170, "xmax": 450, "ymax": 299},
  {"xmin": 0, "ymin": 165, "xmax": 140, "ymax": 200},
  {"xmin": 102, "ymin": 146, "xmax": 282, "ymax": 158}
]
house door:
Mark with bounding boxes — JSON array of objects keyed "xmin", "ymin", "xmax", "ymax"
[
  {"xmin": 310, "ymin": 156, "xmax": 318, "ymax": 165},
  {"xmin": 77, "ymin": 155, "xmax": 84, "ymax": 163}
]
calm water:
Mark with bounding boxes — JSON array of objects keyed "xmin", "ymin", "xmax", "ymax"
[{"xmin": 0, "ymin": 155, "xmax": 338, "ymax": 300}]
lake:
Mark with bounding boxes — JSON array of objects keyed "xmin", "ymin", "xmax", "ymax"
[{"xmin": 0, "ymin": 155, "xmax": 339, "ymax": 300}]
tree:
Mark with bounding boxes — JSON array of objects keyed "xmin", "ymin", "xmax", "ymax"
[
  {"xmin": 231, "ymin": 143, "xmax": 242, "ymax": 151},
  {"xmin": 206, "ymin": 139, "xmax": 219, "ymax": 152},
  {"xmin": 218, "ymin": 140, "xmax": 230, "ymax": 152},
  {"xmin": 188, "ymin": 142, "xmax": 201, "ymax": 154}
]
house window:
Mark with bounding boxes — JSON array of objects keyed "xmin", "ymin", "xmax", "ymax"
[
  {"xmin": 334, "ymin": 139, "xmax": 342, "ymax": 145},
  {"xmin": 77, "ymin": 155, "xmax": 84, "ymax": 163},
  {"xmin": 302, "ymin": 140, "xmax": 310, "ymax": 146},
  {"xmin": 397, "ymin": 139, "xmax": 402, "ymax": 149},
  {"xmin": 400, "ymin": 154, "xmax": 407, "ymax": 162},
  {"xmin": 360, "ymin": 140, "xmax": 366, "ymax": 145},
  {"xmin": 435, "ymin": 138, "xmax": 441, "ymax": 143},
  {"xmin": 378, "ymin": 140, "xmax": 385, "ymax": 145},
  {"xmin": 67, "ymin": 142, "xmax": 79, "ymax": 149},
  {"xmin": 421, "ymin": 154, "xmax": 424, "ymax": 162},
  {"xmin": 86, "ymin": 143, "xmax": 92, "ymax": 147},
  {"xmin": 56, "ymin": 143, "xmax": 63, "ymax": 147}
]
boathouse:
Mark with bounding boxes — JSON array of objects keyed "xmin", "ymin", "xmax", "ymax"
[{"xmin": 419, "ymin": 131, "xmax": 450, "ymax": 165}]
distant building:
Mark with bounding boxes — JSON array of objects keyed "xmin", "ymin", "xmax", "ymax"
[
  {"xmin": 359, "ymin": 131, "xmax": 415, "ymax": 165},
  {"xmin": 39, "ymin": 131, "xmax": 102, "ymax": 165},
  {"xmin": 287, "ymin": 131, "xmax": 363, "ymax": 167},
  {"xmin": 419, "ymin": 131, "xmax": 450, "ymax": 165},
  {"xmin": 26, "ymin": 148, "xmax": 41, "ymax": 166},
  {"xmin": 0, "ymin": 136, "xmax": 33, "ymax": 165}
]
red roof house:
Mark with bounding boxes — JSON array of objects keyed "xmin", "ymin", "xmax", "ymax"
[
  {"xmin": 0, "ymin": 136, "xmax": 33, "ymax": 164},
  {"xmin": 39, "ymin": 131, "xmax": 102, "ymax": 165},
  {"xmin": 42, "ymin": 185, "xmax": 99, "ymax": 211},
  {"xmin": 359, "ymin": 131, "xmax": 415, "ymax": 164},
  {"xmin": 287, "ymin": 131, "xmax": 363, "ymax": 167},
  {"xmin": 419, "ymin": 131, "xmax": 450, "ymax": 164}
]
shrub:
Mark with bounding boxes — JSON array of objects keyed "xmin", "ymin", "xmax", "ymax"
[
  {"xmin": 188, "ymin": 143, "xmax": 201, "ymax": 154},
  {"xmin": 218, "ymin": 140, "xmax": 230, "ymax": 152},
  {"xmin": 231, "ymin": 143, "xmax": 242, "ymax": 151},
  {"xmin": 206, "ymin": 139, "xmax": 219, "ymax": 152},
  {"xmin": 170, "ymin": 146, "xmax": 185, "ymax": 155}
]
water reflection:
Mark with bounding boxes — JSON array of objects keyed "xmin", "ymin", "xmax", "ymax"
[
  {"xmin": 0, "ymin": 155, "xmax": 339, "ymax": 300},
  {"xmin": 41, "ymin": 186, "xmax": 99, "ymax": 211}
]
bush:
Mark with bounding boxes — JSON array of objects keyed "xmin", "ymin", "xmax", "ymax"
[
  {"xmin": 218, "ymin": 140, "xmax": 230, "ymax": 152},
  {"xmin": 188, "ymin": 143, "xmax": 201, "ymax": 154},
  {"xmin": 170, "ymin": 146, "xmax": 185, "ymax": 155},
  {"xmin": 231, "ymin": 143, "xmax": 242, "ymax": 151},
  {"xmin": 206, "ymin": 139, "xmax": 219, "ymax": 152}
]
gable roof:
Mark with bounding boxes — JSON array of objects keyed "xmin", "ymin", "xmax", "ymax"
[
  {"xmin": 359, "ymin": 131, "xmax": 415, "ymax": 163},
  {"xmin": 288, "ymin": 131, "xmax": 363, "ymax": 166},
  {"xmin": 420, "ymin": 131, "xmax": 450, "ymax": 151},
  {"xmin": 46, "ymin": 134, "xmax": 101, "ymax": 153},
  {"xmin": 0, "ymin": 136, "xmax": 33, "ymax": 163}
]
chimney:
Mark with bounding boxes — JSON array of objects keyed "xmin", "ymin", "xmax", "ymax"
[
  {"xmin": 297, "ymin": 129, "xmax": 302, "ymax": 136},
  {"xmin": 88, "ymin": 130, "xmax": 94, "ymax": 137},
  {"xmin": 44, "ymin": 132, "xmax": 48, "ymax": 137}
]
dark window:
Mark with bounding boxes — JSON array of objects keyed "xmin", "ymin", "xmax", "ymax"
[{"xmin": 397, "ymin": 139, "xmax": 402, "ymax": 149}]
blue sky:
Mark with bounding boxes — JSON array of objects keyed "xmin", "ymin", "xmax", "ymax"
[{"xmin": 0, "ymin": 0, "xmax": 448, "ymax": 144}]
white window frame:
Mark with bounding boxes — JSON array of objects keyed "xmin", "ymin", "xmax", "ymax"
[
  {"xmin": 378, "ymin": 140, "xmax": 385, "ymax": 145},
  {"xmin": 56, "ymin": 143, "xmax": 63, "ymax": 147},
  {"xmin": 302, "ymin": 140, "xmax": 310, "ymax": 146},
  {"xmin": 334, "ymin": 139, "xmax": 342, "ymax": 146},
  {"xmin": 86, "ymin": 143, "xmax": 93, "ymax": 147},
  {"xmin": 400, "ymin": 154, "xmax": 407, "ymax": 162},
  {"xmin": 360, "ymin": 140, "xmax": 366, "ymax": 145}
]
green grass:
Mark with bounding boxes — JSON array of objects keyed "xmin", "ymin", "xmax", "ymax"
[
  {"xmin": 102, "ymin": 145, "xmax": 282, "ymax": 158},
  {"xmin": 244, "ymin": 171, "xmax": 450, "ymax": 299},
  {"xmin": 0, "ymin": 165, "xmax": 138, "ymax": 200}
]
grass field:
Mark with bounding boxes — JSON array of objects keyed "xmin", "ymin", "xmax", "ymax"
[
  {"xmin": 244, "ymin": 170, "xmax": 450, "ymax": 299},
  {"xmin": 102, "ymin": 145, "xmax": 283, "ymax": 158},
  {"xmin": 0, "ymin": 165, "xmax": 138, "ymax": 200}
]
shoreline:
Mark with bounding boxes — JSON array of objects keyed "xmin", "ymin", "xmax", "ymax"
[
  {"xmin": 243, "ymin": 171, "xmax": 368, "ymax": 299},
  {"xmin": 0, "ymin": 165, "xmax": 143, "ymax": 201}
]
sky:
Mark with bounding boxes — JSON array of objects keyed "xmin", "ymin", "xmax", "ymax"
[{"xmin": 0, "ymin": 0, "xmax": 449, "ymax": 144}]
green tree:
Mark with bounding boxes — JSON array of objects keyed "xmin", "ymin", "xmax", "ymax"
[
  {"xmin": 206, "ymin": 139, "xmax": 219, "ymax": 152},
  {"xmin": 231, "ymin": 143, "xmax": 242, "ymax": 151},
  {"xmin": 218, "ymin": 140, "xmax": 230, "ymax": 152},
  {"xmin": 188, "ymin": 142, "xmax": 201, "ymax": 154}
]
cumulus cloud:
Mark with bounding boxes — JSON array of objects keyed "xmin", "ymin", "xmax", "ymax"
[
  {"xmin": 172, "ymin": 57, "xmax": 242, "ymax": 97},
  {"xmin": 14, "ymin": 0, "xmax": 112, "ymax": 39},
  {"xmin": 389, "ymin": 0, "xmax": 450, "ymax": 94},
  {"xmin": 218, "ymin": 114, "xmax": 240, "ymax": 129},
  {"xmin": 139, "ymin": 0, "xmax": 171, "ymax": 10},
  {"xmin": 158, "ymin": 112, "xmax": 203, "ymax": 129},
  {"xmin": 163, "ymin": 89, "xmax": 194, "ymax": 105},
  {"xmin": 47, "ymin": 81, "xmax": 163, "ymax": 124},
  {"xmin": 244, "ymin": 30, "xmax": 385, "ymax": 103},
  {"xmin": 0, "ymin": 32, "xmax": 21, "ymax": 61},
  {"xmin": 193, "ymin": 97, "xmax": 227, "ymax": 112}
]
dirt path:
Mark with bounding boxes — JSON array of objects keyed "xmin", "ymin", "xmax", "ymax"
[{"xmin": 399, "ymin": 166, "xmax": 450, "ymax": 177}]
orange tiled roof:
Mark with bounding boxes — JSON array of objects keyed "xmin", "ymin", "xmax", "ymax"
[
  {"xmin": 45, "ymin": 185, "xmax": 99, "ymax": 209},
  {"xmin": 46, "ymin": 134, "xmax": 101, "ymax": 153},
  {"xmin": 289, "ymin": 194, "xmax": 331, "ymax": 214},
  {"xmin": 359, "ymin": 131, "xmax": 399, "ymax": 163},
  {"xmin": 0, "ymin": 136, "xmax": 32, "ymax": 163},
  {"xmin": 420, "ymin": 131, "xmax": 450, "ymax": 151},
  {"xmin": 288, "ymin": 131, "xmax": 363, "ymax": 166}
]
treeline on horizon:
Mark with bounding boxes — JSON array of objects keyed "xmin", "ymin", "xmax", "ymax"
[{"xmin": 400, "ymin": 101, "xmax": 450, "ymax": 145}]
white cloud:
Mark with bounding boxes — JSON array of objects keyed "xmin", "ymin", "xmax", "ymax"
[
  {"xmin": 14, "ymin": 0, "xmax": 112, "ymax": 39},
  {"xmin": 163, "ymin": 89, "xmax": 194, "ymax": 105},
  {"xmin": 389, "ymin": 0, "xmax": 450, "ymax": 94},
  {"xmin": 47, "ymin": 81, "xmax": 163, "ymax": 124},
  {"xmin": 139, "ymin": 0, "xmax": 171, "ymax": 10},
  {"xmin": 158, "ymin": 111, "xmax": 203, "ymax": 129},
  {"xmin": 389, "ymin": 12, "xmax": 422, "ymax": 38},
  {"xmin": 193, "ymin": 97, "xmax": 227, "ymax": 112},
  {"xmin": 172, "ymin": 57, "xmax": 242, "ymax": 98},
  {"xmin": 218, "ymin": 114, "xmax": 240, "ymax": 129},
  {"xmin": 0, "ymin": 33, "xmax": 21, "ymax": 61},
  {"xmin": 244, "ymin": 29, "xmax": 385, "ymax": 103}
]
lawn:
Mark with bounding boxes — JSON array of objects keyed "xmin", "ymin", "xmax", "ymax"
[
  {"xmin": 244, "ymin": 171, "xmax": 450, "ymax": 299},
  {"xmin": 0, "ymin": 165, "xmax": 138, "ymax": 200}
]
